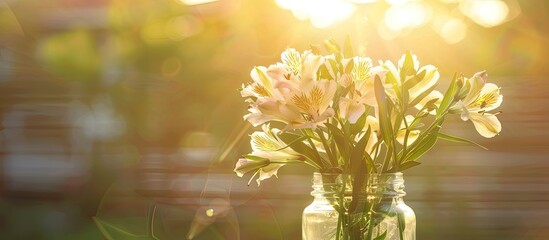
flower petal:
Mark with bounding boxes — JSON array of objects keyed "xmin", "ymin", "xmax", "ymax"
[
  {"xmin": 463, "ymin": 71, "xmax": 487, "ymax": 105},
  {"xmin": 415, "ymin": 90, "xmax": 443, "ymax": 115},
  {"xmin": 234, "ymin": 158, "xmax": 268, "ymax": 177},
  {"xmin": 251, "ymin": 67, "xmax": 273, "ymax": 95},
  {"xmin": 396, "ymin": 129, "xmax": 420, "ymax": 146},
  {"xmin": 409, "ymin": 65, "xmax": 439, "ymax": 101},
  {"xmin": 339, "ymin": 97, "xmax": 365, "ymax": 123},
  {"xmin": 256, "ymin": 164, "xmax": 285, "ymax": 186},
  {"xmin": 479, "ymin": 83, "xmax": 503, "ymax": 111},
  {"xmin": 469, "ymin": 113, "xmax": 502, "ymax": 138}
]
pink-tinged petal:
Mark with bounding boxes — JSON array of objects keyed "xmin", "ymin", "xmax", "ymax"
[
  {"xmin": 301, "ymin": 52, "xmax": 325, "ymax": 84},
  {"xmin": 234, "ymin": 158, "xmax": 268, "ymax": 177},
  {"xmin": 339, "ymin": 97, "xmax": 365, "ymax": 124},
  {"xmin": 318, "ymin": 79, "xmax": 337, "ymax": 111},
  {"xmin": 240, "ymin": 84, "xmax": 255, "ymax": 98},
  {"xmin": 243, "ymin": 110, "xmax": 275, "ymax": 127},
  {"xmin": 338, "ymin": 73, "xmax": 352, "ymax": 88},
  {"xmin": 469, "ymin": 113, "xmax": 501, "ymax": 138},
  {"xmin": 256, "ymin": 164, "xmax": 285, "ymax": 186},
  {"xmin": 267, "ymin": 63, "xmax": 290, "ymax": 81}
]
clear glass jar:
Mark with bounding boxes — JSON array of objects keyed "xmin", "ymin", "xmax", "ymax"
[
  {"xmin": 302, "ymin": 172, "xmax": 342, "ymax": 240},
  {"xmin": 368, "ymin": 172, "xmax": 416, "ymax": 240},
  {"xmin": 302, "ymin": 172, "xmax": 415, "ymax": 240}
]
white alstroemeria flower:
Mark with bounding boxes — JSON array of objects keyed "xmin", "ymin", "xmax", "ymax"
[
  {"xmin": 338, "ymin": 57, "xmax": 387, "ymax": 123},
  {"xmin": 241, "ymin": 66, "xmax": 278, "ymax": 99},
  {"xmin": 452, "ymin": 71, "xmax": 502, "ymax": 138},
  {"xmin": 242, "ymin": 48, "xmax": 336, "ymax": 130},
  {"xmin": 381, "ymin": 53, "xmax": 440, "ymax": 106},
  {"xmin": 396, "ymin": 115, "xmax": 420, "ymax": 146},
  {"xmin": 234, "ymin": 125, "xmax": 303, "ymax": 185}
]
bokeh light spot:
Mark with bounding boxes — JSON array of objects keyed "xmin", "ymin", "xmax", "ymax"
[
  {"xmin": 161, "ymin": 57, "xmax": 182, "ymax": 77},
  {"xmin": 206, "ymin": 208, "xmax": 214, "ymax": 217},
  {"xmin": 439, "ymin": 19, "xmax": 467, "ymax": 44},
  {"xmin": 166, "ymin": 16, "xmax": 204, "ymax": 41},
  {"xmin": 275, "ymin": 0, "xmax": 355, "ymax": 29},
  {"xmin": 460, "ymin": 0, "xmax": 509, "ymax": 28},
  {"xmin": 384, "ymin": 2, "xmax": 431, "ymax": 31}
]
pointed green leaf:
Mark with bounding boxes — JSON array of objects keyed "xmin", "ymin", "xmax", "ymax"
[
  {"xmin": 310, "ymin": 44, "xmax": 323, "ymax": 55},
  {"xmin": 279, "ymin": 132, "xmax": 323, "ymax": 167},
  {"xmin": 350, "ymin": 107, "xmax": 368, "ymax": 136},
  {"xmin": 397, "ymin": 211, "xmax": 406, "ymax": 240},
  {"xmin": 402, "ymin": 69, "xmax": 426, "ymax": 90},
  {"xmin": 325, "ymin": 122, "xmax": 350, "ymax": 161},
  {"xmin": 242, "ymin": 154, "xmax": 269, "ymax": 161},
  {"xmin": 374, "ymin": 75, "xmax": 395, "ymax": 148},
  {"xmin": 373, "ymin": 231, "xmax": 387, "ymax": 240},
  {"xmin": 404, "ymin": 132, "xmax": 438, "ymax": 162},
  {"xmin": 437, "ymin": 72, "xmax": 460, "ymax": 117},
  {"xmin": 400, "ymin": 50, "xmax": 417, "ymax": 81},
  {"xmin": 390, "ymin": 161, "xmax": 421, "ymax": 172},
  {"xmin": 349, "ymin": 127, "xmax": 371, "ymax": 213},
  {"xmin": 344, "ymin": 58, "xmax": 354, "ymax": 74},
  {"xmin": 438, "ymin": 132, "xmax": 488, "ymax": 150},
  {"xmin": 343, "ymin": 35, "xmax": 354, "ymax": 58},
  {"xmin": 409, "ymin": 83, "xmax": 439, "ymax": 106},
  {"xmin": 324, "ymin": 38, "xmax": 341, "ymax": 55}
]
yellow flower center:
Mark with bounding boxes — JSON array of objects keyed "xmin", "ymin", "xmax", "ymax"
[{"xmin": 472, "ymin": 90, "xmax": 499, "ymax": 109}]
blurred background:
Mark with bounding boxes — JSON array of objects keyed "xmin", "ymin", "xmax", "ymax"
[{"xmin": 0, "ymin": 0, "xmax": 547, "ymax": 239}]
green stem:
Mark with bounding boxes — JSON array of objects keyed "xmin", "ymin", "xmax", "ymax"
[{"xmin": 317, "ymin": 128, "xmax": 337, "ymax": 167}]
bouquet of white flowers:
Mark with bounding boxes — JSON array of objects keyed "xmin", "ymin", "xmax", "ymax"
[{"xmin": 234, "ymin": 38, "xmax": 502, "ymax": 239}]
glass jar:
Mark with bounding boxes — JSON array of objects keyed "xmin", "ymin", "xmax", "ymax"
[
  {"xmin": 302, "ymin": 172, "xmax": 343, "ymax": 240},
  {"xmin": 302, "ymin": 172, "xmax": 415, "ymax": 240},
  {"xmin": 368, "ymin": 172, "xmax": 416, "ymax": 240}
]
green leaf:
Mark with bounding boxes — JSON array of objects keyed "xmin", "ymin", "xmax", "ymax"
[
  {"xmin": 437, "ymin": 72, "xmax": 460, "ymax": 117},
  {"xmin": 400, "ymin": 50, "xmax": 416, "ymax": 81},
  {"xmin": 402, "ymin": 69, "xmax": 426, "ymax": 90},
  {"xmin": 327, "ymin": 58, "xmax": 340, "ymax": 77},
  {"xmin": 310, "ymin": 44, "xmax": 323, "ymax": 55},
  {"xmin": 348, "ymin": 127, "xmax": 371, "ymax": 213},
  {"xmin": 408, "ymin": 82, "xmax": 439, "ymax": 107},
  {"xmin": 343, "ymin": 35, "xmax": 354, "ymax": 58},
  {"xmin": 374, "ymin": 75, "xmax": 396, "ymax": 149},
  {"xmin": 351, "ymin": 127, "xmax": 371, "ymax": 171},
  {"xmin": 438, "ymin": 132, "xmax": 488, "ymax": 150},
  {"xmin": 279, "ymin": 132, "xmax": 323, "ymax": 167},
  {"xmin": 397, "ymin": 211, "xmax": 406, "ymax": 240},
  {"xmin": 350, "ymin": 108, "xmax": 368, "ymax": 136},
  {"xmin": 373, "ymin": 231, "xmax": 387, "ymax": 240},
  {"xmin": 242, "ymin": 154, "xmax": 269, "ymax": 161},
  {"xmin": 404, "ymin": 132, "xmax": 438, "ymax": 162},
  {"xmin": 324, "ymin": 38, "xmax": 341, "ymax": 55},
  {"xmin": 390, "ymin": 161, "xmax": 421, "ymax": 172},
  {"xmin": 325, "ymin": 122, "xmax": 350, "ymax": 161},
  {"xmin": 318, "ymin": 64, "xmax": 332, "ymax": 80},
  {"xmin": 344, "ymin": 58, "xmax": 354, "ymax": 74}
]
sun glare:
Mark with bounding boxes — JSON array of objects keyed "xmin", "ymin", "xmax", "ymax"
[
  {"xmin": 275, "ymin": 0, "xmax": 356, "ymax": 29},
  {"xmin": 460, "ymin": 0, "xmax": 509, "ymax": 28},
  {"xmin": 178, "ymin": 0, "xmax": 218, "ymax": 5},
  {"xmin": 439, "ymin": 19, "xmax": 467, "ymax": 44},
  {"xmin": 384, "ymin": 1, "xmax": 431, "ymax": 31}
]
